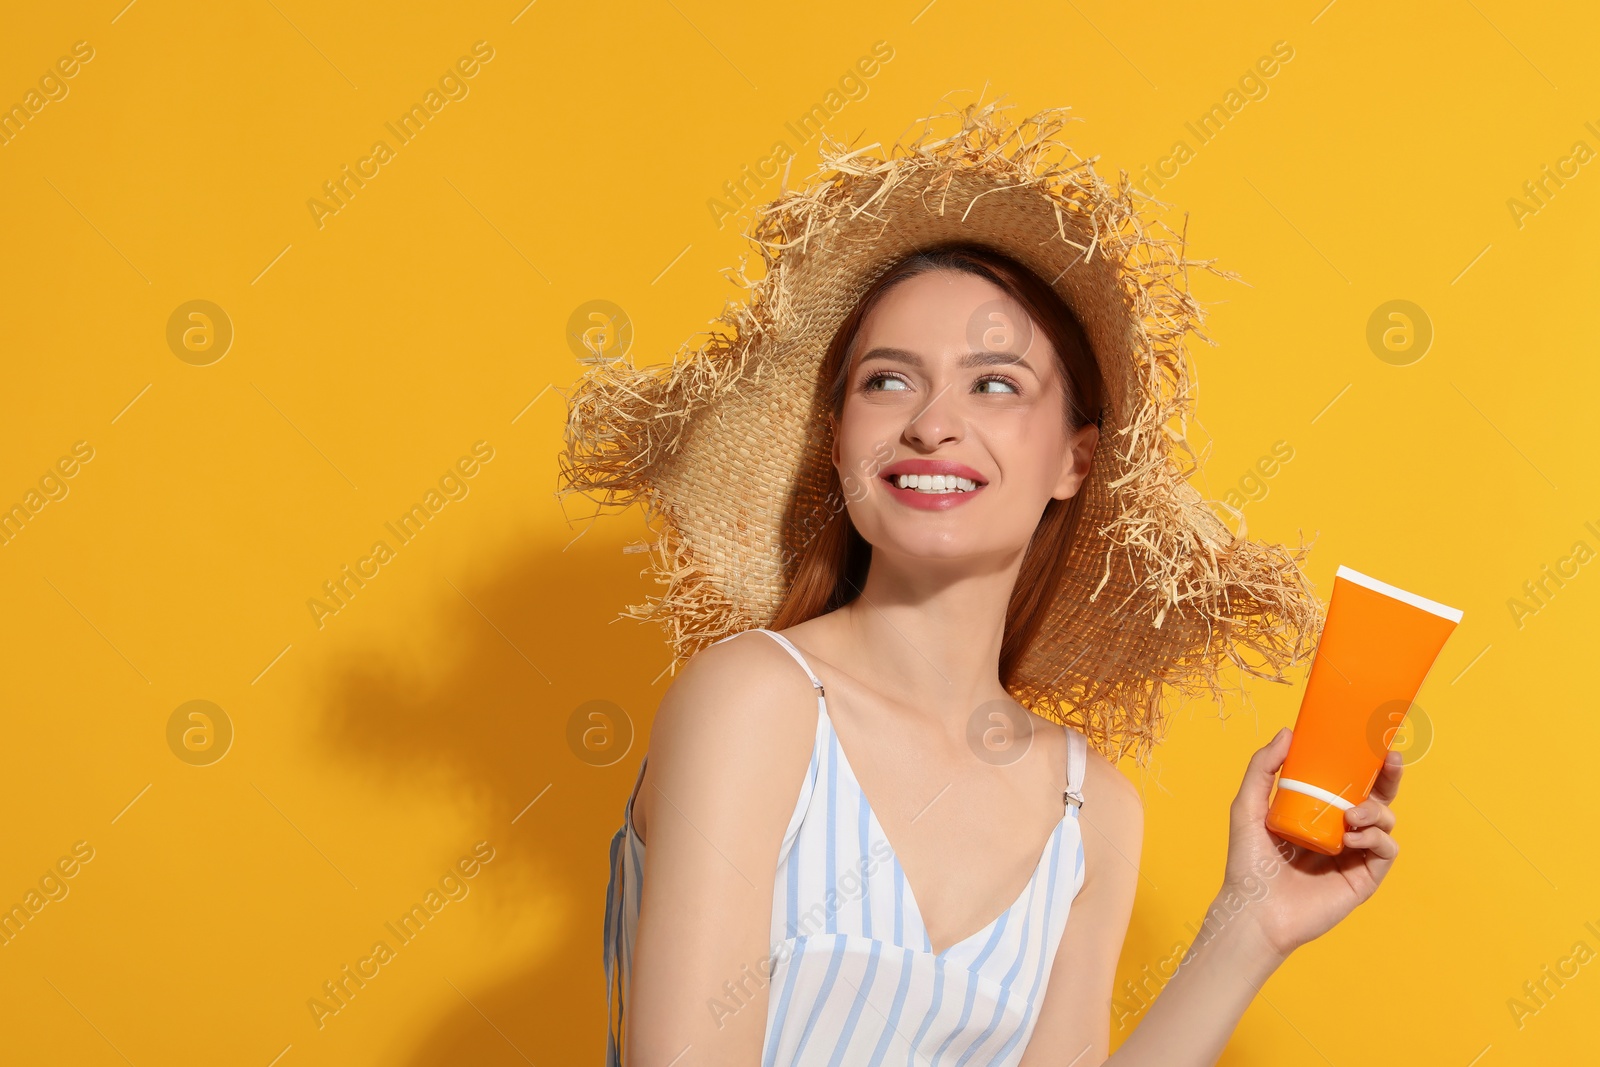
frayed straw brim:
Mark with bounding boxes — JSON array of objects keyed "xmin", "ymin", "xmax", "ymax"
[{"xmin": 560, "ymin": 97, "xmax": 1324, "ymax": 765}]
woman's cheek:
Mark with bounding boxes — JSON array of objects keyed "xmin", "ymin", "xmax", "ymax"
[{"xmin": 838, "ymin": 411, "xmax": 898, "ymax": 467}]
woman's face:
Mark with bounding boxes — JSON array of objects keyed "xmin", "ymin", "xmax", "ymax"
[{"xmin": 832, "ymin": 269, "xmax": 1099, "ymax": 568}]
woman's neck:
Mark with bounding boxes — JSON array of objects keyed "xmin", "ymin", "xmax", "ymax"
[{"xmin": 825, "ymin": 548, "xmax": 1022, "ymax": 731}]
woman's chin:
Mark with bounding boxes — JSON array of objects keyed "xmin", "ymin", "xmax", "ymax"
[{"xmin": 860, "ymin": 527, "xmax": 1024, "ymax": 570}]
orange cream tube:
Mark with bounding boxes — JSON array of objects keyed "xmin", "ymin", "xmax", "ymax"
[{"xmin": 1266, "ymin": 565, "xmax": 1463, "ymax": 855}]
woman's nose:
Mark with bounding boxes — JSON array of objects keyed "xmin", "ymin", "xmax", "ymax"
[{"xmin": 902, "ymin": 382, "xmax": 962, "ymax": 449}]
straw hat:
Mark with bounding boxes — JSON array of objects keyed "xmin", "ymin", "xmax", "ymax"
[{"xmin": 560, "ymin": 97, "xmax": 1324, "ymax": 764}]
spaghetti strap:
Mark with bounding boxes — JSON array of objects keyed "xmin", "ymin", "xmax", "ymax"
[
  {"xmin": 713, "ymin": 627, "xmax": 826, "ymax": 693},
  {"xmin": 1064, "ymin": 726, "xmax": 1088, "ymax": 810}
]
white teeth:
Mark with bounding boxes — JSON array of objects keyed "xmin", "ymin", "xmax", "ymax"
[{"xmin": 892, "ymin": 473, "xmax": 979, "ymax": 494}]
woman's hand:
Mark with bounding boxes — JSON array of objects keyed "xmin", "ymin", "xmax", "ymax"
[{"xmin": 1221, "ymin": 727, "xmax": 1402, "ymax": 960}]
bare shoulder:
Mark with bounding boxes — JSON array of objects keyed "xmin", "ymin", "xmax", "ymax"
[
  {"xmin": 651, "ymin": 630, "xmax": 819, "ymax": 753},
  {"xmin": 1077, "ymin": 738, "xmax": 1144, "ymax": 882},
  {"xmin": 638, "ymin": 631, "xmax": 820, "ymax": 843}
]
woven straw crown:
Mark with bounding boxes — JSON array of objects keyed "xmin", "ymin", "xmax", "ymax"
[{"xmin": 560, "ymin": 98, "xmax": 1324, "ymax": 764}]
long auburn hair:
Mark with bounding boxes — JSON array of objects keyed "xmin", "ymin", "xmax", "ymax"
[{"xmin": 769, "ymin": 242, "xmax": 1107, "ymax": 689}]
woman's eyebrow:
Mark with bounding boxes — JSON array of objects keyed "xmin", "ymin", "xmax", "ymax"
[
  {"xmin": 960, "ymin": 351, "xmax": 1033, "ymax": 370},
  {"xmin": 858, "ymin": 346, "xmax": 1035, "ymax": 371},
  {"xmin": 857, "ymin": 346, "xmax": 922, "ymax": 366}
]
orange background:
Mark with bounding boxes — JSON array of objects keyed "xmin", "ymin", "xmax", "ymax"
[{"xmin": 1, "ymin": 1, "xmax": 1596, "ymax": 1063}]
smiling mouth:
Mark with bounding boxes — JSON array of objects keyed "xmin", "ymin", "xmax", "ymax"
[{"xmin": 885, "ymin": 473, "xmax": 982, "ymax": 494}]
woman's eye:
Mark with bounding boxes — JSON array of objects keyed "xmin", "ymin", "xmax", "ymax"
[
  {"xmin": 974, "ymin": 376, "xmax": 1019, "ymax": 394},
  {"xmin": 863, "ymin": 373, "xmax": 911, "ymax": 392}
]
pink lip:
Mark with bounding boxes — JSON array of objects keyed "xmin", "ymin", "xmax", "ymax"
[
  {"xmin": 878, "ymin": 459, "xmax": 987, "ymax": 483},
  {"xmin": 878, "ymin": 459, "xmax": 988, "ymax": 511}
]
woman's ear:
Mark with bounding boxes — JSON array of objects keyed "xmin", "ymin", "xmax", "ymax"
[
  {"xmin": 1051, "ymin": 422, "xmax": 1099, "ymax": 500},
  {"xmin": 829, "ymin": 411, "xmax": 841, "ymax": 469}
]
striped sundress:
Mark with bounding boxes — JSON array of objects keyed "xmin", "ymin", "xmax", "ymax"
[{"xmin": 602, "ymin": 628, "xmax": 1089, "ymax": 1065}]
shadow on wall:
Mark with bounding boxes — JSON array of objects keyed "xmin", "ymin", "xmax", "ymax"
[
  {"xmin": 312, "ymin": 523, "xmax": 667, "ymax": 1064},
  {"xmin": 308, "ymin": 525, "xmax": 1176, "ymax": 1063}
]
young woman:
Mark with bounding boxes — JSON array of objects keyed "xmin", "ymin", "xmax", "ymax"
[{"xmin": 571, "ymin": 104, "xmax": 1394, "ymax": 1065}]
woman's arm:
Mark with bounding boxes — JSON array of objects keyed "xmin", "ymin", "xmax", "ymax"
[
  {"xmin": 1020, "ymin": 740, "xmax": 1146, "ymax": 1064},
  {"xmin": 1027, "ymin": 727, "xmax": 1403, "ymax": 1065},
  {"xmin": 624, "ymin": 633, "xmax": 820, "ymax": 1066}
]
